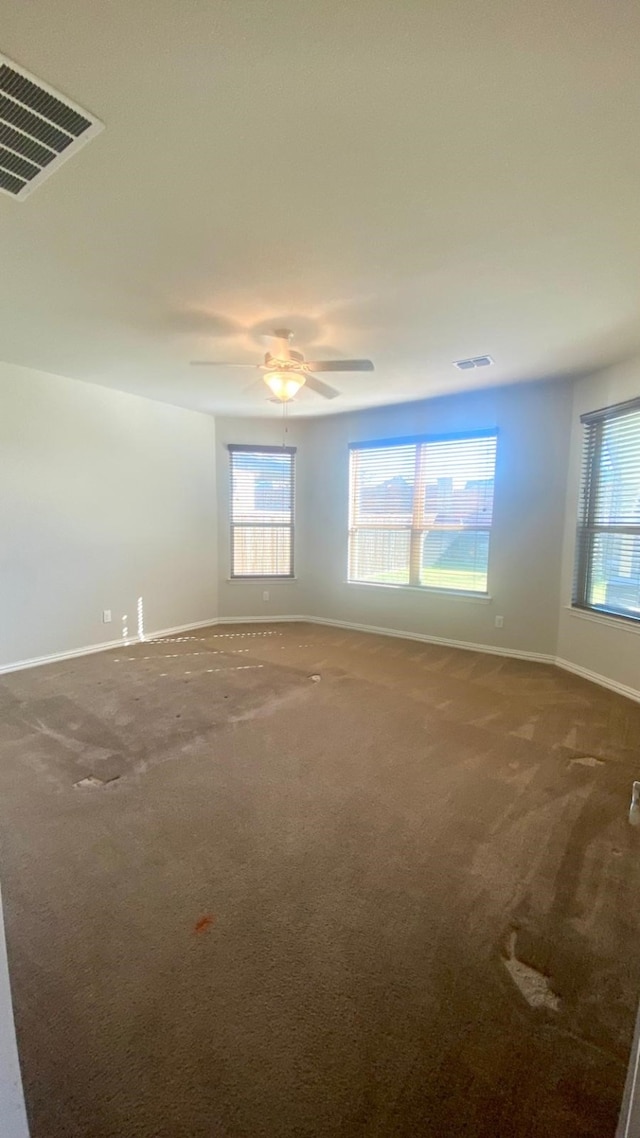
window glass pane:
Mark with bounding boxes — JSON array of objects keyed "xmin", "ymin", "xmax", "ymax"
[
  {"xmin": 230, "ymin": 448, "xmax": 294, "ymax": 576},
  {"xmin": 575, "ymin": 404, "xmax": 640, "ymax": 622},
  {"xmin": 588, "ymin": 532, "xmax": 640, "ymax": 618},
  {"xmin": 232, "ymin": 527, "xmax": 292, "ymax": 577},
  {"xmin": 349, "ymin": 529, "xmax": 411, "ymax": 585},
  {"xmin": 420, "ymin": 437, "xmax": 496, "ymax": 527},
  {"xmin": 349, "ymin": 434, "xmax": 496, "ymax": 592},
  {"xmin": 420, "ymin": 529, "xmax": 489, "ymax": 592},
  {"xmin": 351, "ymin": 446, "xmax": 415, "ymax": 526},
  {"xmin": 595, "ymin": 411, "xmax": 640, "ymax": 526},
  {"xmin": 231, "ymin": 451, "xmax": 292, "ymax": 524}
]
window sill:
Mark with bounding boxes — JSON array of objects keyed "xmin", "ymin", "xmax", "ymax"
[
  {"xmin": 565, "ymin": 605, "xmax": 640, "ymax": 635},
  {"xmin": 226, "ymin": 577, "xmax": 299, "ymax": 584},
  {"xmin": 346, "ymin": 580, "xmax": 492, "ymax": 603}
]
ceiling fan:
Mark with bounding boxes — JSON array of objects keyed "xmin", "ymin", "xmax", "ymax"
[{"xmin": 191, "ymin": 328, "xmax": 374, "ymax": 402}]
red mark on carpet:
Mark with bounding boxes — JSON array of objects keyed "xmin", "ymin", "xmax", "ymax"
[{"xmin": 193, "ymin": 914, "xmax": 215, "ymax": 935}]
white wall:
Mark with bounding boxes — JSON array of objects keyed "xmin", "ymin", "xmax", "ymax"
[
  {"xmin": 215, "ymin": 416, "xmax": 312, "ymax": 621},
  {"xmin": 304, "ymin": 380, "xmax": 572, "ymax": 657},
  {"xmin": 0, "ymin": 362, "xmax": 217, "ymax": 670},
  {"xmin": 557, "ymin": 357, "xmax": 640, "ymax": 696}
]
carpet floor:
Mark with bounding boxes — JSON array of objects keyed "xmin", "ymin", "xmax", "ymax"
[{"xmin": 1, "ymin": 621, "xmax": 640, "ymax": 1137}]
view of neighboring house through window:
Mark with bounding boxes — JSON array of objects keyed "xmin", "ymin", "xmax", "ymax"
[
  {"xmin": 574, "ymin": 398, "xmax": 640, "ymax": 622},
  {"xmin": 229, "ymin": 445, "xmax": 295, "ymax": 577},
  {"xmin": 348, "ymin": 431, "xmax": 498, "ymax": 593}
]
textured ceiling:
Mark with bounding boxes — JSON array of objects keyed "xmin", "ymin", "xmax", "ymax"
[{"xmin": 0, "ymin": 0, "xmax": 639, "ymax": 417}]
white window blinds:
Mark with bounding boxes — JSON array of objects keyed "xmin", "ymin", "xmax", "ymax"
[
  {"xmin": 574, "ymin": 398, "xmax": 640, "ymax": 622},
  {"xmin": 229, "ymin": 445, "xmax": 295, "ymax": 578},
  {"xmin": 349, "ymin": 431, "xmax": 497, "ymax": 593}
]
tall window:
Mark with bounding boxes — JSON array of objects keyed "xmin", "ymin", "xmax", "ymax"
[
  {"xmin": 349, "ymin": 431, "xmax": 497, "ymax": 593},
  {"xmin": 574, "ymin": 398, "xmax": 640, "ymax": 622},
  {"xmin": 229, "ymin": 445, "xmax": 295, "ymax": 578}
]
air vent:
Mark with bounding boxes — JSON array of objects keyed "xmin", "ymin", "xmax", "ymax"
[
  {"xmin": 0, "ymin": 55, "xmax": 103, "ymax": 200},
  {"xmin": 453, "ymin": 355, "xmax": 494, "ymax": 371}
]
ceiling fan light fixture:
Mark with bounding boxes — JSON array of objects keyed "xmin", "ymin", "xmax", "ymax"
[{"xmin": 264, "ymin": 371, "xmax": 305, "ymax": 402}]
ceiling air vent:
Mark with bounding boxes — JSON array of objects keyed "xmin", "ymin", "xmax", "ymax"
[
  {"xmin": 0, "ymin": 54, "xmax": 103, "ymax": 200},
  {"xmin": 453, "ymin": 355, "xmax": 494, "ymax": 371}
]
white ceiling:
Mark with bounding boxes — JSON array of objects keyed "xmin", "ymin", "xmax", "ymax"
[{"xmin": 1, "ymin": 0, "xmax": 639, "ymax": 418}]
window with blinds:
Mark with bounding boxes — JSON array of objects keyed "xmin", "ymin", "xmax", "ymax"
[
  {"xmin": 574, "ymin": 397, "xmax": 640, "ymax": 622},
  {"xmin": 229, "ymin": 445, "xmax": 295, "ymax": 578},
  {"xmin": 349, "ymin": 431, "xmax": 497, "ymax": 592}
]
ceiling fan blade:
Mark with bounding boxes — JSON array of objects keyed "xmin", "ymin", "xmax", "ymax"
[
  {"xmin": 190, "ymin": 360, "xmax": 258, "ymax": 367},
  {"xmin": 305, "ymin": 359, "xmax": 374, "ymax": 372},
  {"xmin": 305, "ymin": 374, "xmax": 340, "ymax": 400}
]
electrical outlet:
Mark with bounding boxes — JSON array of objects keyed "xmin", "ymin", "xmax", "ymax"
[
  {"xmin": 102, "ymin": 609, "xmax": 112, "ymax": 623},
  {"xmin": 263, "ymin": 590, "xmax": 270, "ymax": 602},
  {"xmin": 494, "ymin": 615, "xmax": 504, "ymax": 629}
]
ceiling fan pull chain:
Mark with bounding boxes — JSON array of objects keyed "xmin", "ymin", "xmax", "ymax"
[{"xmin": 282, "ymin": 400, "xmax": 289, "ymax": 448}]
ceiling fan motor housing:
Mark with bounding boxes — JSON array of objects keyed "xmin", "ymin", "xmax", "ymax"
[{"xmin": 264, "ymin": 348, "xmax": 306, "ymax": 371}]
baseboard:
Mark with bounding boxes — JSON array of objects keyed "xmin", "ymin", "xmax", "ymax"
[
  {"xmin": 215, "ymin": 615, "xmax": 308, "ymax": 625},
  {"xmin": 146, "ymin": 617, "xmax": 220, "ymax": 638},
  {"xmin": 303, "ymin": 615, "xmax": 556, "ymax": 664},
  {"xmin": 555, "ymin": 657, "xmax": 640, "ymax": 705},
  {"xmin": 0, "ymin": 617, "xmax": 219, "ymax": 676}
]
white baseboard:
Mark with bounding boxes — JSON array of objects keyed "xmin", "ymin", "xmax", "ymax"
[
  {"xmin": 0, "ymin": 617, "xmax": 219, "ymax": 676},
  {"xmin": 215, "ymin": 615, "xmax": 308, "ymax": 625},
  {"xmin": 555, "ymin": 657, "xmax": 640, "ymax": 705},
  {"xmin": 2, "ymin": 612, "xmax": 638, "ymax": 706},
  {"xmin": 304, "ymin": 615, "xmax": 556, "ymax": 664},
  {"xmin": 145, "ymin": 617, "xmax": 219, "ymax": 638}
]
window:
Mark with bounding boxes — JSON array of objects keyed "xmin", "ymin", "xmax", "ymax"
[
  {"xmin": 574, "ymin": 397, "xmax": 640, "ymax": 622},
  {"xmin": 349, "ymin": 431, "xmax": 497, "ymax": 593},
  {"xmin": 229, "ymin": 445, "xmax": 295, "ymax": 578}
]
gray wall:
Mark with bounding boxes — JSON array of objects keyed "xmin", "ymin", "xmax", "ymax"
[
  {"xmin": 216, "ymin": 381, "xmax": 573, "ymax": 658},
  {"xmin": 4, "ymin": 360, "xmax": 637, "ymax": 686},
  {"xmin": 303, "ymin": 380, "xmax": 572, "ymax": 655},
  {"xmin": 557, "ymin": 356, "xmax": 640, "ymax": 693},
  {"xmin": 0, "ymin": 362, "xmax": 217, "ymax": 670}
]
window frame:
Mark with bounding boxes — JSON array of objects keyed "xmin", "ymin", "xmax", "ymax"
[
  {"xmin": 573, "ymin": 397, "xmax": 640, "ymax": 625},
  {"xmin": 348, "ymin": 429, "xmax": 498, "ymax": 595},
  {"xmin": 228, "ymin": 444, "xmax": 296, "ymax": 580}
]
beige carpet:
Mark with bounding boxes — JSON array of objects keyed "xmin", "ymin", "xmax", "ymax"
[{"xmin": 1, "ymin": 621, "xmax": 640, "ymax": 1137}]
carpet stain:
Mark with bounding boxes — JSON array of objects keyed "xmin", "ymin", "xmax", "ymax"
[
  {"xmin": 503, "ymin": 929, "xmax": 560, "ymax": 1012},
  {"xmin": 193, "ymin": 914, "xmax": 215, "ymax": 935},
  {"xmin": 73, "ymin": 775, "xmax": 120, "ymax": 790},
  {"xmin": 568, "ymin": 755, "xmax": 606, "ymax": 771}
]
